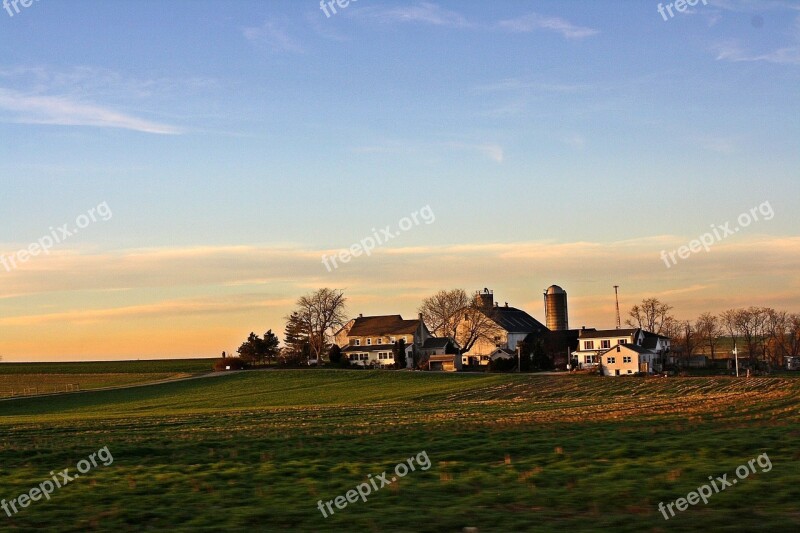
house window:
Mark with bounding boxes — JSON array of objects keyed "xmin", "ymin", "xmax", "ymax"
[
  {"xmin": 360, "ymin": 354, "xmax": 368, "ymax": 361},
  {"xmin": 585, "ymin": 355, "xmax": 596, "ymax": 364},
  {"xmin": 607, "ymin": 357, "xmax": 616, "ymax": 364},
  {"xmin": 354, "ymin": 339, "xmax": 360, "ymax": 346},
  {"xmin": 348, "ymin": 354, "xmax": 357, "ymax": 361},
  {"xmin": 390, "ymin": 337, "xmax": 396, "ymax": 344},
  {"xmin": 584, "ymin": 341, "xmax": 594, "ymax": 350},
  {"xmin": 601, "ymin": 340, "xmax": 611, "ymax": 349},
  {"xmin": 619, "ymin": 339, "xmax": 627, "ymax": 345},
  {"xmin": 367, "ymin": 338, "xmax": 372, "ymax": 346},
  {"xmin": 623, "ymin": 356, "xmax": 632, "ymax": 363}
]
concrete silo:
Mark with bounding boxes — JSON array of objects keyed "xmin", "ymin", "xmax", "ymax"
[{"xmin": 544, "ymin": 285, "xmax": 569, "ymax": 331}]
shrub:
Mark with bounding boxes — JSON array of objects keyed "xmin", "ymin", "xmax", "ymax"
[
  {"xmin": 213, "ymin": 357, "xmax": 248, "ymax": 372},
  {"xmin": 489, "ymin": 357, "xmax": 517, "ymax": 372}
]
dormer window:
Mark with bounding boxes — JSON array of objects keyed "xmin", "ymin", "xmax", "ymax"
[
  {"xmin": 367, "ymin": 338, "xmax": 372, "ymax": 346},
  {"xmin": 354, "ymin": 339, "xmax": 360, "ymax": 346},
  {"xmin": 390, "ymin": 337, "xmax": 396, "ymax": 343}
]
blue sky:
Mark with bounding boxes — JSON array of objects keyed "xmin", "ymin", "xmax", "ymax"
[{"xmin": 1, "ymin": 1, "xmax": 799, "ymax": 360}]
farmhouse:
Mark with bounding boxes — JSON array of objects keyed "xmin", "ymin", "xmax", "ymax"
[
  {"xmin": 600, "ymin": 343, "xmax": 659, "ymax": 376},
  {"xmin": 461, "ymin": 289, "xmax": 548, "ymax": 367},
  {"xmin": 573, "ymin": 328, "xmax": 670, "ymax": 374},
  {"xmin": 336, "ymin": 314, "xmax": 456, "ymax": 369}
]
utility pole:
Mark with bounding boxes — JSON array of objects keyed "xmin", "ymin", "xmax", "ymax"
[
  {"xmin": 613, "ymin": 285, "xmax": 621, "ymax": 329},
  {"xmin": 733, "ymin": 340, "xmax": 739, "ymax": 378}
]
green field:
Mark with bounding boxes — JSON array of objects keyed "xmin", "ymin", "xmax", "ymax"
[
  {"xmin": 1, "ymin": 369, "xmax": 798, "ymax": 532},
  {"xmin": 0, "ymin": 359, "xmax": 215, "ymax": 375},
  {"xmin": 0, "ymin": 359, "xmax": 215, "ymax": 398}
]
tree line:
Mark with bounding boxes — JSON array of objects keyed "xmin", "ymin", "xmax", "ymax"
[{"xmin": 626, "ymin": 298, "xmax": 800, "ymax": 368}]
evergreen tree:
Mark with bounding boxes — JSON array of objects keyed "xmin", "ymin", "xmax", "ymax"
[
  {"xmin": 394, "ymin": 339, "xmax": 407, "ymax": 369},
  {"xmin": 283, "ymin": 312, "xmax": 310, "ymax": 362}
]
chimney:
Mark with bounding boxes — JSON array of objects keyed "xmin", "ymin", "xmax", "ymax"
[
  {"xmin": 418, "ymin": 313, "xmax": 423, "ymax": 321},
  {"xmin": 505, "ymin": 302, "xmax": 508, "ymax": 307},
  {"xmin": 475, "ymin": 288, "xmax": 494, "ymax": 309},
  {"xmin": 359, "ymin": 313, "xmax": 363, "ymax": 318}
]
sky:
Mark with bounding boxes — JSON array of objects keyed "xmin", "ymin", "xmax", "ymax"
[{"xmin": 0, "ymin": 0, "xmax": 798, "ymax": 361}]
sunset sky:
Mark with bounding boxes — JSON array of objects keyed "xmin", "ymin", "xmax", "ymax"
[{"xmin": 1, "ymin": 0, "xmax": 798, "ymax": 361}]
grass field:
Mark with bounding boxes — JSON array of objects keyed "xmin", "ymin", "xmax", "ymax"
[
  {"xmin": 0, "ymin": 359, "xmax": 214, "ymax": 398},
  {"xmin": 1, "ymin": 369, "xmax": 798, "ymax": 532}
]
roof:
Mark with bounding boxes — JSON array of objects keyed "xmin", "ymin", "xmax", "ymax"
[
  {"xmin": 422, "ymin": 337, "xmax": 452, "ymax": 349},
  {"xmin": 636, "ymin": 331, "xmax": 671, "ymax": 349},
  {"xmin": 347, "ymin": 315, "xmax": 421, "ymax": 337},
  {"xmin": 342, "ymin": 343, "xmax": 405, "ymax": 353},
  {"xmin": 490, "ymin": 348, "xmax": 516, "ymax": 359},
  {"xmin": 485, "ymin": 306, "xmax": 547, "ymax": 333},
  {"xmin": 642, "ymin": 336, "xmax": 660, "ymax": 350},
  {"xmin": 546, "ymin": 285, "xmax": 566, "ymax": 295},
  {"xmin": 601, "ymin": 343, "xmax": 651, "ymax": 355},
  {"xmin": 578, "ymin": 328, "xmax": 639, "ymax": 339}
]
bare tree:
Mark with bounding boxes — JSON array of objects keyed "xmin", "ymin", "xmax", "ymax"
[
  {"xmin": 418, "ymin": 289, "xmax": 498, "ymax": 354},
  {"xmin": 762, "ymin": 311, "xmax": 800, "ymax": 368},
  {"xmin": 720, "ymin": 307, "xmax": 771, "ymax": 365},
  {"xmin": 790, "ymin": 314, "xmax": 800, "ymax": 359},
  {"xmin": 626, "ymin": 298, "xmax": 674, "ymax": 335},
  {"xmin": 290, "ymin": 288, "xmax": 347, "ymax": 364},
  {"xmin": 418, "ymin": 289, "xmax": 470, "ymax": 338},
  {"xmin": 763, "ymin": 309, "xmax": 800, "ymax": 368},
  {"xmin": 695, "ymin": 312, "xmax": 721, "ymax": 360},
  {"xmin": 680, "ymin": 320, "xmax": 699, "ymax": 363}
]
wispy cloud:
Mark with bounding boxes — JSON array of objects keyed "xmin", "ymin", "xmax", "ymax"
[
  {"xmin": 360, "ymin": 2, "xmax": 472, "ymax": 28},
  {"xmin": 709, "ymin": 10, "xmax": 800, "ymax": 64},
  {"xmin": 713, "ymin": 41, "xmax": 800, "ymax": 64},
  {"xmin": 243, "ymin": 21, "xmax": 303, "ymax": 53},
  {"xmin": 561, "ymin": 133, "xmax": 586, "ymax": 149},
  {"xmin": 707, "ymin": 0, "xmax": 800, "ymax": 13},
  {"xmin": 352, "ymin": 139, "xmax": 504, "ymax": 163},
  {"xmin": 445, "ymin": 142, "xmax": 505, "ymax": 163},
  {"xmin": 691, "ymin": 134, "xmax": 737, "ymax": 153},
  {"xmin": 0, "ymin": 66, "xmax": 218, "ymax": 101},
  {"xmin": 497, "ymin": 13, "xmax": 600, "ymax": 39},
  {"xmin": 0, "ymin": 88, "xmax": 182, "ymax": 134},
  {"xmin": 471, "ymin": 79, "xmax": 588, "ymax": 95},
  {"xmin": 0, "ymin": 295, "xmax": 293, "ymax": 327},
  {"xmin": 3, "ymin": 238, "xmax": 800, "ymax": 359}
]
